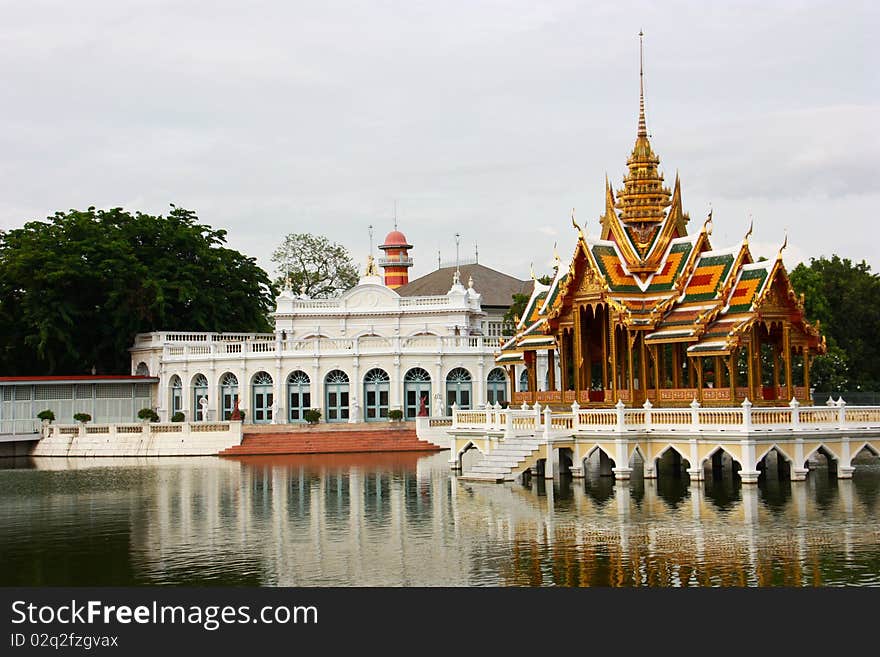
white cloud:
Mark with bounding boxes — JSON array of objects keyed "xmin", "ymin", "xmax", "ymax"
[{"xmin": 1, "ymin": 0, "xmax": 876, "ymax": 280}]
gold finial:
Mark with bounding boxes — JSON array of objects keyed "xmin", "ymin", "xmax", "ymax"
[
  {"xmin": 529, "ymin": 262, "xmax": 536, "ymax": 280},
  {"xmin": 744, "ymin": 215, "xmax": 754, "ymax": 243},
  {"xmin": 638, "ymin": 29, "xmax": 647, "ymax": 138},
  {"xmin": 703, "ymin": 205, "xmax": 713, "ymax": 236},
  {"xmin": 553, "ymin": 241, "xmax": 561, "ymax": 265},
  {"xmin": 571, "ymin": 207, "xmax": 584, "ymax": 240},
  {"xmin": 777, "ymin": 231, "xmax": 788, "ymax": 260}
]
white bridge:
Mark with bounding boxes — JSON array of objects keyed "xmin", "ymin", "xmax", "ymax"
[{"xmin": 445, "ymin": 398, "xmax": 880, "ymax": 484}]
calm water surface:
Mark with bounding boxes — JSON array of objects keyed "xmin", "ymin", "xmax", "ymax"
[{"xmin": 1, "ymin": 451, "xmax": 878, "ymax": 586}]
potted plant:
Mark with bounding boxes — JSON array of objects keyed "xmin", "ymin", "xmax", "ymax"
[
  {"xmin": 171, "ymin": 411, "xmax": 185, "ymax": 422},
  {"xmin": 137, "ymin": 408, "xmax": 160, "ymax": 423},
  {"xmin": 388, "ymin": 409, "xmax": 404, "ymax": 422},
  {"xmin": 303, "ymin": 408, "xmax": 321, "ymax": 425},
  {"xmin": 37, "ymin": 409, "xmax": 55, "ymax": 426},
  {"xmin": 73, "ymin": 413, "xmax": 91, "ymax": 424}
]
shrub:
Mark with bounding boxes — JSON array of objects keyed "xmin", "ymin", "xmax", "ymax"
[
  {"xmin": 137, "ymin": 408, "xmax": 160, "ymax": 422},
  {"xmin": 171, "ymin": 411, "xmax": 185, "ymax": 422},
  {"xmin": 303, "ymin": 408, "xmax": 321, "ymax": 424},
  {"xmin": 37, "ymin": 409, "xmax": 55, "ymax": 422},
  {"xmin": 73, "ymin": 413, "xmax": 91, "ymax": 423},
  {"xmin": 388, "ymin": 409, "xmax": 403, "ymax": 421},
  {"xmin": 239, "ymin": 410, "xmax": 246, "ymax": 422}
]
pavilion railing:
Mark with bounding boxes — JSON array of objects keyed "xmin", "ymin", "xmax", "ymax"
[{"xmin": 452, "ymin": 398, "xmax": 880, "ymax": 436}]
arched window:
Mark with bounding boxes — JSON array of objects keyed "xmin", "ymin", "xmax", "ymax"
[
  {"xmin": 220, "ymin": 372, "xmax": 239, "ymax": 420},
  {"xmin": 486, "ymin": 368, "xmax": 507, "ymax": 406},
  {"xmin": 192, "ymin": 374, "xmax": 208, "ymax": 421},
  {"xmin": 363, "ymin": 368, "xmax": 390, "ymax": 422},
  {"xmin": 251, "ymin": 371, "xmax": 274, "ymax": 423},
  {"xmin": 135, "ymin": 362, "xmax": 149, "ymax": 376},
  {"xmin": 287, "ymin": 371, "xmax": 311, "ymax": 422},
  {"xmin": 325, "ymin": 370, "xmax": 350, "ymax": 422},
  {"xmin": 519, "ymin": 369, "xmax": 529, "ymax": 392},
  {"xmin": 169, "ymin": 375, "xmax": 182, "ymax": 417},
  {"xmin": 445, "ymin": 368, "xmax": 472, "ymax": 416},
  {"xmin": 403, "ymin": 367, "xmax": 431, "ymax": 420}
]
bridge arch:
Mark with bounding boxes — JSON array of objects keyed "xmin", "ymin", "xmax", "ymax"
[
  {"xmin": 582, "ymin": 445, "xmax": 616, "ymax": 478},
  {"xmin": 701, "ymin": 445, "xmax": 744, "ymax": 474},
  {"xmin": 456, "ymin": 440, "xmax": 484, "ymax": 471},
  {"xmin": 803, "ymin": 443, "xmax": 840, "ymax": 469},
  {"xmin": 654, "ymin": 445, "xmax": 691, "ymax": 480}
]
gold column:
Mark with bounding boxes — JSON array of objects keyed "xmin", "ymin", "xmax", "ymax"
[
  {"xmin": 573, "ymin": 306, "xmax": 583, "ymax": 397},
  {"xmin": 559, "ymin": 332, "xmax": 569, "ymax": 391},
  {"xmin": 601, "ymin": 307, "xmax": 609, "ymax": 391},
  {"xmin": 548, "ymin": 349, "xmax": 556, "ymax": 392},
  {"xmin": 753, "ymin": 325, "xmax": 763, "ymax": 400},
  {"xmin": 729, "ymin": 350, "xmax": 736, "ymax": 401},
  {"xmin": 714, "ymin": 356, "xmax": 723, "ymax": 389},
  {"xmin": 746, "ymin": 339, "xmax": 755, "ymax": 398},
  {"xmin": 609, "ymin": 314, "xmax": 618, "ymax": 400},
  {"xmin": 638, "ymin": 331, "xmax": 647, "ymax": 393},
  {"xmin": 783, "ymin": 323, "xmax": 792, "ymax": 394},
  {"xmin": 653, "ymin": 345, "xmax": 661, "ymax": 394},
  {"xmin": 583, "ymin": 308, "xmax": 592, "ymax": 393},
  {"xmin": 627, "ymin": 329, "xmax": 635, "ymax": 400},
  {"xmin": 528, "ymin": 353, "xmax": 537, "ymax": 403},
  {"xmin": 696, "ymin": 357, "xmax": 704, "ymax": 402}
]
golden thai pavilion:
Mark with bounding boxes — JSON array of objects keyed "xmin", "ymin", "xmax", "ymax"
[{"xmin": 497, "ymin": 51, "xmax": 825, "ymax": 408}]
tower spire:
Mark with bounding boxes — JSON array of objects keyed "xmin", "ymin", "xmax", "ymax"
[{"xmin": 638, "ymin": 29, "xmax": 647, "ymax": 138}]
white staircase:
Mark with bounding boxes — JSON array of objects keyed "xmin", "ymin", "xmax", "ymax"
[{"xmin": 459, "ymin": 437, "xmax": 546, "ymax": 483}]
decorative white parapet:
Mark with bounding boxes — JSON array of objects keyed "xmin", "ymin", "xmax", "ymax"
[{"xmin": 33, "ymin": 421, "xmax": 243, "ymax": 457}]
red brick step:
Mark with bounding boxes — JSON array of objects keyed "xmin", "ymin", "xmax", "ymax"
[{"xmin": 219, "ymin": 426, "xmax": 442, "ymax": 456}]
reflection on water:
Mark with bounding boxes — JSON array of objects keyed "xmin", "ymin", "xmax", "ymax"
[{"xmin": 1, "ymin": 452, "xmax": 879, "ymax": 586}]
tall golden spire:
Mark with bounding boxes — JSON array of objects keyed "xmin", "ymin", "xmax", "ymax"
[
  {"xmin": 614, "ymin": 29, "xmax": 672, "ymax": 261},
  {"xmin": 638, "ymin": 29, "xmax": 647, "ymax": 139}
]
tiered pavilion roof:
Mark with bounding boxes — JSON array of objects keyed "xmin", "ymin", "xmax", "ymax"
[{"xmin": 497, "ymin": 49, "xmax": 825, "ymax": 407}]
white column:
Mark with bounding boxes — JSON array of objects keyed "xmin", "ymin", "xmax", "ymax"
[
  {"xmin": 476, "ymin": 360, "xmax": 486, "ymax": 407},
  {"xmin": 838, "ymin": 436, "xmax": 855, "ymax": 478},
  {"xmin": 275, "ymin": 356, "xmax": 286, "ymax": 424},
  {"xmin": 739, "ymin": 440, "xmax": 761, "ymax": 483}
]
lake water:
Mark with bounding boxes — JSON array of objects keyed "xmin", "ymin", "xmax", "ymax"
[{"xmin": 1, "ymin": 451, "xmax": 878, "ymax": 586}]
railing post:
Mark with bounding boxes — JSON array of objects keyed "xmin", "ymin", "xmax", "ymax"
[
  {"xmin": 837, "ymin": 397, "xmax": 846, "ymax": 428},
  {"xmin": 789, "ymin": 397, "xmax": 800, "ymax": 429},
  {"xmin": 571, "ymin": 400, "xmax": 580, "ymax": 431},
  {"xmin": 534, "ymin": 401, "xmax": 542, "ymax": 428},
  {"xmin": 505, "ymin": 408, "xmax": 513, "ymax": 439},
  {"xmin": 690, "ymin": 398, "xmax": 700, "ymax": 430},
  {"xmin": 741, "ymin": 398, "xmax": 752, "ymax": 433},
  {"xmin": 615, "ymin": 399, "xmax": 625, "ymax": 433},
  {"xmin": 521, "ymin": 401, "xmax": 529, "ymax": 411},
  {"xmin": 543, "ymin": 407, "xmax": 552, "ymax": 440},
  {"xmin": 451, "ymin": 402, "xmax": 459, "ymax": 429},
  {"xmin": 643, "ymin": 399, "xmax": 653, "ymax": 430}
]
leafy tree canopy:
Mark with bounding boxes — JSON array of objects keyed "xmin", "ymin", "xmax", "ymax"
[
  {"xmin": 0, "ymin": 206, "xmax": 275, "ymax": 375},
  {"xmin": 790, "ymin": 255, "xmax": 880, "ymax": 391},
  {"xmin": 271, "ymin": 233, "xmax": 359, "ymax": 299}
]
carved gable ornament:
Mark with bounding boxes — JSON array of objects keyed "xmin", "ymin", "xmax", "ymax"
[{"xmin": 576, "ymin": 264, "xmax": 605, "ymax": 297}]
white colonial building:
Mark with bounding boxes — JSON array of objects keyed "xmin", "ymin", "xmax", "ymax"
[{"xmin": 130, "ymin": 262, "xmax": 511, "ymax": 424}]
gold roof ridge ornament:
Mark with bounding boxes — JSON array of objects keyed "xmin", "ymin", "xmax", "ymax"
[
  {"xmin": 703, "ymin": 206, "xmax": 713, "ymax": 236},
  {"xmin": 777, "ymin": 231, "xmax": 788, "ymax": 261},
  {"xmin": 571, "ymin": 207, "xmax": 584, "ymax": 241},
  {"xmin": 744, "ymin": 214, "xmax": 754, "ymax": 244}
]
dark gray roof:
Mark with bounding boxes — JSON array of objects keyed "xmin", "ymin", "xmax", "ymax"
[{"xmin": 396, "ymin": 263, "xmax": 531, "ymax": 309}]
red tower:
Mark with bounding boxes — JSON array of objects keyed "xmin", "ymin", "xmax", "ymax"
[{"xmin": 378, "ymin": 230, "xmax": 413, "ymax": 289}]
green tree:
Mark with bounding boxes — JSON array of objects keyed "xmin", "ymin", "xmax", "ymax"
[
  {"xmin": 271, "ymin": 233, "xmax": 359, "ymax": 298},
  {"xmin": 0, "ymin": 206, "xmax": 275, "ymax": 375},
  {"xmin": 790, "ymin": 255, "xmax": 880, "ymax": 391}
]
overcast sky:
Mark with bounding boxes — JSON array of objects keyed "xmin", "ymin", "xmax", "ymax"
[{"xmin": 1, "ymin": 0, "xmax": 876, "ymax": 283}]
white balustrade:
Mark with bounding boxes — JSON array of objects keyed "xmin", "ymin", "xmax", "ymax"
[{"xmin": 447, "ymin": 401, "xmax": 880, "ymax": 437}]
